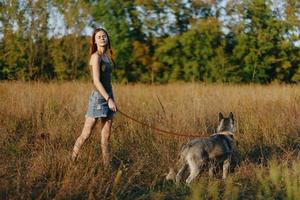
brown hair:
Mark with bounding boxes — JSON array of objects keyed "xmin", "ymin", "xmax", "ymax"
[{"xmin": 91, "ymin": 28, "xmax": 116, "ymax": 68}]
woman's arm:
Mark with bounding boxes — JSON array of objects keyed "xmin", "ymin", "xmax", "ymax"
[{"xmin": 90, "ymin": 53, "xmax": 110, "ymax": 101}]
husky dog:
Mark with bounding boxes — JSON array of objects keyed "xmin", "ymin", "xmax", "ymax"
[{"xmin": 166, "ymin": 112, "xmax": 236, "ymax": 184}]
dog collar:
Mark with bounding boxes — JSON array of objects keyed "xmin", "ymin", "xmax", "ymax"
[{"xmin": 212, "ymin": 131, "xmax": 235, "ymax": 139}]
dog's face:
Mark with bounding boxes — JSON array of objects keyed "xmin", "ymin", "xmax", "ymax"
[{"xmin": 217, "ymin": 112, "xmax": 235, "ymax": 133}]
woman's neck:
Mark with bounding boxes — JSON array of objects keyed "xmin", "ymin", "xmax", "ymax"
[{"xmin": 96, "ymin": 46, "xmax": 106, "ymax": 55}]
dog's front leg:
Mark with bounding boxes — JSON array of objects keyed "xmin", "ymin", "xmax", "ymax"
[{"xmin": 222, "ymin": 159, "xmax": 230, "ymax": 179}]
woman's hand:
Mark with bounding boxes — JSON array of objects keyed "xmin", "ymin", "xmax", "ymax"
[{"xmin": 108, "ymin": 98, "xmax": 117, "ymax": 112}]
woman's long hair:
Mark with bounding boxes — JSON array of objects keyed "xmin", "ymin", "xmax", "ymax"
[{"xmin": 91, "ymin": 28, "xmax": 116, "ymax": 68}]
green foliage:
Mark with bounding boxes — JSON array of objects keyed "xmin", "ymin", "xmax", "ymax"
[
  {"xmin": 49, "ymin": 35, "xmax": 89, "ymax": 80},
  {"xmin": 0, "ymin": 0, "xmax": 300, "ymax": 83}
]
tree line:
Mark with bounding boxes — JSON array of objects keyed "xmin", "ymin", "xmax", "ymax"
[{"xmin": 1, "ymin": 0, "xmax": 300, "ymax": 83}]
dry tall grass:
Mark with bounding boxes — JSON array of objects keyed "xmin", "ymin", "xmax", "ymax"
[{"xmin": 0, "ymin": 82, "xmax": 299, "ymax": 199}]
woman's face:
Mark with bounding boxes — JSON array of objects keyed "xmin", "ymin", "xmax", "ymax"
[{"xmin": 95, "ymin": 30, "xmax": 108, "ymax": 47}]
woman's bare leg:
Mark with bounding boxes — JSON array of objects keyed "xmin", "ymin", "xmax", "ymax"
[
  {"xmin": 101, "ymin": 117, "xmax": 113, "ymax": 167},
  {"xmin": 72, "ymin": 117, "xmax": 97, "ymax": 161}
]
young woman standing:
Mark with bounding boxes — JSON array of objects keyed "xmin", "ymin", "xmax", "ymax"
[{"xmin": 71, "ymin": 28, "xmax": 117, "ymax": 167}]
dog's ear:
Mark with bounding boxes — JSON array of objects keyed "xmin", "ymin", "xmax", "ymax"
[
  {"xmin": 229, "ymin": 112, "xmax": 234, "ymax": 122},
  {"xmin": 219, "ymin": 112, "xmax": 224, "ymax": 121}
]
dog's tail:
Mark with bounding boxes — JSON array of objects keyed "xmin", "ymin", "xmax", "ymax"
[
  {"xmin": 166, "ymin": 168, "xmax": 176, "ymax": 181},
  {"xmin": 179, "ymin": 143, "xmax": 190, "ymax": 160},
  {"xmin": 166, "ymin": 144, "xmax": 189, "ymax": 182}
]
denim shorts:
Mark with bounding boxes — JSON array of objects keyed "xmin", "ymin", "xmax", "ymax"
[{"xmin": 85, "ymin": 90, "xmax": 115, "ymax": 119}]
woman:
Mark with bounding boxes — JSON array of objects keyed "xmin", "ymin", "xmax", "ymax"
[{"xmin": 71, "ymin": 28, "xmax": 117, "ymax": 167}]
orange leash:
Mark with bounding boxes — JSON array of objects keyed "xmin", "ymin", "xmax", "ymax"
[{"xmin": 117, "ymin": 109, "xmax": 201, "ymax": 138}]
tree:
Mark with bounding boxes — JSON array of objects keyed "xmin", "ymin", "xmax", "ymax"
[
  {"xmin": 1, "ymin": 0, "xmax": 28, "ymax": 80},
  {"xmin": 51, "ymin": 0, "xmax": 91, "ymax": 80},
  {"xmin": 228, "ymin": 0, "xmax": 300, "ymax": 83}
]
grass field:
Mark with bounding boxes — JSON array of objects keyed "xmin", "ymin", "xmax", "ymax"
[{"xmin": 0, "ymin": 82, "xmax": 300, "ymax": 199}]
